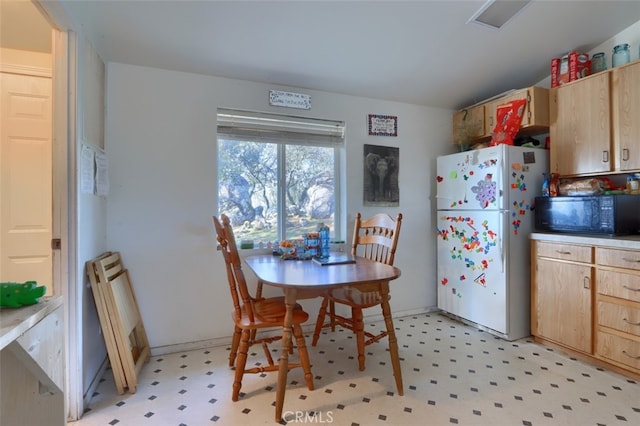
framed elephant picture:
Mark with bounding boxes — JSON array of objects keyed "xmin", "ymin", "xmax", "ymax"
[{"xmin": 363, "ymin": 144, "xmax": 399, "ymax": 206}]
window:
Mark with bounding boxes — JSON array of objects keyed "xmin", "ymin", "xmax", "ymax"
[{"xmin": 216, "ymin": 109, "xmax": 345, "ymax": 246}]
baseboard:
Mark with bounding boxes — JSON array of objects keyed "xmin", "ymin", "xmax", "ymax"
[
  {"xmin": 151, "ymin": 335, "xmax": 232, "ymax": 357},
  {"xmin": 362, "ymin": 306, "xmax": 439, "ymax": 324},
  {"xmin": 149, "ymin": 306, "xmax": 437, "ymax": 357},
  {"xmin": 83, "ymin": 356, "xmax": 109, "ymax": 410}
]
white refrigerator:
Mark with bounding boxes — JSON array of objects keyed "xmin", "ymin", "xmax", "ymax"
[{"xmin": 436, "ymin": 145, "xmax": 548, "ymax": 340}]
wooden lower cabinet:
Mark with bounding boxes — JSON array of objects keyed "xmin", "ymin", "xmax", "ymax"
[
  {"xmin": 531, "ymin": 242, "xmax": 593, "ymax": 354},
  {"xmin": 594, "ymin": 247, "xmax": 640, "ymax": 375},
  {"xmin": 0, "ymin": 298, "xmax": 65, "ymax": 426},
  {"xmin": 531, "ymin": 237, "xmax": 640, "ymax": 380},
  {"xmin": 596, "ymin": 332, "xmax": 640, "ymax": 372}
]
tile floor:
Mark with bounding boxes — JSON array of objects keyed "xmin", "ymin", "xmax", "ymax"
[{"xmin": 71, "ymin": 313, "xmax": 639, "ymax": 426}]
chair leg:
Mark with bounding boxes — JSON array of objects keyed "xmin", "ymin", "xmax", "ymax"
[
  {"xmin": 329, "ymin": 300, "xmax": 336, "ymax": 331},
  {"xmin": 312, "ymin": 296, "xmax": 330, "ymax": 346},
  {"xmin": 262, "ymin": 342, "xmax": 275, "ymax": 366},
  {"xmin": 232, "ymin": 329, "xmax": 250, "ymax": 401},
  {"xmin": 293, "ymin": 324, "xmax": 314, "ymax": 391},
  {"xmin": 380, "ymin": 285, "xmax": 403, "ymax": 396},
  {"xmin": 352, "ymin": 307, "xmax": 366, "ymax": 371},
  {"xmin": 229, "ymin": 325, "xmax": 242, "ymax": 367}
]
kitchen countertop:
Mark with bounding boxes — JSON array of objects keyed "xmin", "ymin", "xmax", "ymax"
[
  {"xmin": 0, "ymin": 295, "xmax": 65, "ymax": 426},
  {"xmin": 0, "ymin": 296, "xmax": 63, "ymax": 350},
  {"xmin": 531, "ymin": 232, "xmax": 640, "ymax": 250}
]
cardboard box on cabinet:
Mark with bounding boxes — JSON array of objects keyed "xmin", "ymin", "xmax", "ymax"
[{"xmin": 552, "ymin": 52, "xmax": 590, "ymax": 88}]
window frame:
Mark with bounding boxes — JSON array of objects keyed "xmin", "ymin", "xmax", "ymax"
[{"xmin": 216, "ymin": 109, "xmax": 345, "ymax": 246}]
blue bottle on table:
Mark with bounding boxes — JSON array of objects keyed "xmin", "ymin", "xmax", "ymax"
[{"xmin": 319, "ymin": 224, "xmax": 330, "ymax": 258}]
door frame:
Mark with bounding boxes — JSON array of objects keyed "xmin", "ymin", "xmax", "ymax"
[
  {"xmin": 35, "ymin": 1, "xmax": 81, "ymax": 420},
  {"xmin": 54, "ymin": 29, "xmax": 81, "ymax": 421}
]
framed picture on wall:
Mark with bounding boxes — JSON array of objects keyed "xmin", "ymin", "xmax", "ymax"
[
  {"xmin": 368, "ymin": 114, "xmax": 398, "ymax": 137},
  {"xmin": 363, "ymin": 144, "xmax": 399, "ymax": 206}
]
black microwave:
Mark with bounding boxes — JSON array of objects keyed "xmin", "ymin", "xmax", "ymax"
[{"xmin": 534, "ymin": 195, "xmax": 640, "ymax": 235}]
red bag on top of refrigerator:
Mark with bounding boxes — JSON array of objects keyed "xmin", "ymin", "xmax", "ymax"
[{"xmin": 490, "ymin": 99, "xmax": 527, "ymax": 146}]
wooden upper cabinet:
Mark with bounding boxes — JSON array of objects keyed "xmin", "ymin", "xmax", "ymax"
[
  {"xmin": 550, "ymin": 72, "xmax": 611, "ymax": 176},
  {"xmin": 484, "ymin": 87, "xmax": 549, "ymax": 137},
  {"xmin": 550, "ymin": 59, "xmax": 640, "ymax": 176},
  {"xmin": 451, "ymin": 86, "xmax": 549, "ymax": 145},
  {"xmin": 611, "ymin": 61, "xmax": 640, "ymax": 171},
  {"xmin": 452, "ymin": 104, "xmax": 485, "ymax": 145}
]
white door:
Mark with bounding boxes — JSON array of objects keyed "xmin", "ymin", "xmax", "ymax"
[{"xmin": 0, "ymin": 72, "xmax": 53, "ymax": 292}]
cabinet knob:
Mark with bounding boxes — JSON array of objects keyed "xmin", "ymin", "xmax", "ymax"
[
  {"xmin": 583, "ymin": 276, "xmax": 590, "ymax": 289},
  {"xmin": 602, "ymin": 151, "xmax": 609, "ymax": 163}
]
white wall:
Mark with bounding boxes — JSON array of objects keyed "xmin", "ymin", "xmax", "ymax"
[
  {"xmin": 75, "ymin": 36, "xmax": 109, "ymax": 400},
  {"xmin": 589, "ymin": 19, "xmax": 640, "ymax": 64},
  {"xmin": 536, "ymin": 20, "xmax": 640, "ymax": 88},
  {"xmin": 105, "ymin": 63, "xmax": 455, "ymax": 351}
]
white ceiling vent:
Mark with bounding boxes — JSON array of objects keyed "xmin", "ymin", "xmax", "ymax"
[{"xmin": 468, "ymin": 0, "xmax": 531, "ymax": 30}]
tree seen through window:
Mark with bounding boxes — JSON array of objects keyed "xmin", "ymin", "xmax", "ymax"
[{"xmin": 218, "ymin": 139, "xmax": 335, "ymax": 245}]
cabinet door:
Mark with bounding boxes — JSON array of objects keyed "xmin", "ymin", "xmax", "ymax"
[
  {"xmin": 526, "ymin": 86, "xmax": 550, "ymax": 129},
  {"xmin": 612, "ymin": 61, "xmax": 640, "ymax": 171},
  {"xmin": 483, "ymin": 87, "xmax": 549, "ymax": 136},
  {"xmin": 486, "ymin": 87, "xmax": 549, "ymax": 133},
  {"xmin": 533, "ymin": 257, "xmax": 592, "ymax": 354},
  {"xmin": 484, "ymin": 89, "xmax": 527, "ymax": 137},
  {"xmin": 550, "ymin": 73, "xmax": 611, "ymax": 175},
  {"xmin": 452, "ymin": 105, "xmax": 485, "ymax": 145}
]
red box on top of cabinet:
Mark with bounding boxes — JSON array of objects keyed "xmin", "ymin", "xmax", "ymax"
[
  {"xmin": 553, "ymin": 52, "xmax": 590, "ymax": 88},
  {"xmin": 551, "ymin": 58, "xmax": 560, "ymax": 88},
  {"xmin": 569, "ymin": 52, "xmax": 590, "ymax": 81}
]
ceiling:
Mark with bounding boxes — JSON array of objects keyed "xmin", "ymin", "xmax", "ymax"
[{"xmin": 34, "ymin": 1, "xmax": 640, "ymax": 109}]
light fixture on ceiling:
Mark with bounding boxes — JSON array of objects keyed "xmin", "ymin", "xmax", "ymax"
[{"xmin": 468, "ymin": 0, "xmax": 532, "ymax": 30}]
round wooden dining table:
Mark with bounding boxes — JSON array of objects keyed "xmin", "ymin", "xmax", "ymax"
[{"xmin": 244, "ymin": 254, "xmax": 403, "ymax": 422}]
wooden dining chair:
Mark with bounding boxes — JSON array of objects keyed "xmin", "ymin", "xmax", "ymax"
[
  {"xmin": 311, "ymin": 212, "xmax": 403, "ymax": 371},
  {"xmin": 213, "ymin": 214, "xmax": 314, "ymax": 401}
]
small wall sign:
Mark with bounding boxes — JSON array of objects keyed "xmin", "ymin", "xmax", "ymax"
[
  {"xmin": 368, "ymin": 114, "xmax": 398, "ymax": 137},
  {"xmin": 269, "ymin": 90, "xmax": 312, "ymax": 110}
]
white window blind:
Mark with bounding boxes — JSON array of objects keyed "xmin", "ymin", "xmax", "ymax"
[{"xmin": 217, "ymin": 108, "xmax": 345, "ymax": 147}]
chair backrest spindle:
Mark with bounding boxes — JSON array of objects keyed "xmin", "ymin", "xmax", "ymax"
[{"xmin": 351, "ymin": 212, "xmax": 402, "ymax": 266}]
